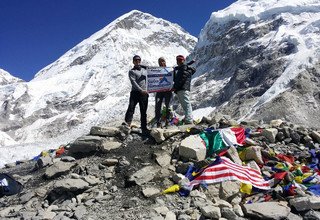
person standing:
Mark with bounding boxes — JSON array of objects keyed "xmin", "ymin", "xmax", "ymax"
[
  {"xmin": 173, "ymin": 55, "xmax": 196, "ymax": 124},
  {"xmin": 124, "ymin": 55, "xmax": 149, "ymax": 133},
  {"xmin": 155, "ymin": 57, "xmax": 173, "ymax": 128}
]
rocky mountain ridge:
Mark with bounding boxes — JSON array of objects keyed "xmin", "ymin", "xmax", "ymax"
[
  {"xmin": 1, "ymin": 116, "xmax": 320, "ymax": 219},
  {"xmin": 190, "ymin": 0, "xmax": 320, "ymax": 128}
]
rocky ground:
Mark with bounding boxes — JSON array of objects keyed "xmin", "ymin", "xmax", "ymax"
[{"xmin": 1, "ymin": 115, "xmax": 320, "ymax": 220}]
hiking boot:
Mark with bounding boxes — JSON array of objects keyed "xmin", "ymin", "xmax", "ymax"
[
  {"xmin": 121, "ymin": 122, "xmax": 131, "ymax": 128},
  {"xmin": 142, "ymin": 128, "xmax": 151, "ymax": 136}
]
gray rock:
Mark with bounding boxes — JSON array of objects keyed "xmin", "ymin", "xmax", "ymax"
[
  {"xmin": 262, "ymin": 128, "xmax": 278, "ymax": 143},
  {"xmin": 200, "ymin": 205, "xmax": 221, "ymax": 219},
  {"xmin": 227, "ymin": 145, "xmax": 242, "ymax": 165},
  {"xmin": 221, "ymin": 207, "xmax": 238, "ymax": 219},
  {"xmin": 151, "ymin": 128, "xmax": 166, "ymax": 143},
  {"xmin": 179, "ymin": 135, "xmax": 206, "ymax": 161},
  {"xmin": 90, "ymin": 126, "xmax": 121, "ymax": 137},
  {"xmin": 20, "ymin": 191, "xmax": 36, "ymax": 204},
  {"xmin": 165, "ymin": 211, "xmax": 176, "ymax": 220},
  {"xmin": 101, "ymin": 158, "xmax": 118, "ymax": 166},
  {"xmin": 100, "ymin": 140, "xmax": 122, "ymax": 152},
  {"xmin": 69, "ymin": 136, "xmax": 106, "ymax": 153},
  {"xmin": 311, "ymin": 131, "xmax": 320, "ymax": 143},
  {"xmin": 243, "ymin": 201, "xmax": 290, "ymax": 219},
  {"xmin": 73, "ymin": 205, "xmax": 87, "ymax": 220},
  {"xmin": 304, "ymin": 210, "xmax": 320, "ymax": 220},
  {"xmin": 37, "ymin": 156, "xmax": 53, "ymax": 168},
  {"xmin": 60, "ymin": 156, "xmax": 76, "ymax": 162},
  {"xmin": 128, "ymin": 166, "xmax": 159, "ymax": 185},
  {"xmin": 53, "ymin": 178, "xmax": 90, "ymax": 192},
  {"xmin": 142, "ymin": 187, "xmax": 160, "ymax": 198},
  {"xmin": 154, "ymin": 151, "xmax": 171, "ymax": 167},
  {"xmin": 287, "ymin": 212, "xmax": 303, "ymax": 220},
  {"xmin": 44, "ymin": 161, "xmax": 77, "ymax": 179}
]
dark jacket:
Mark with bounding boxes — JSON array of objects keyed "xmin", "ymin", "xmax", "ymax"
[{"xmin": 173, "ymin": 64, "xmax": 196, "ymax": 92}]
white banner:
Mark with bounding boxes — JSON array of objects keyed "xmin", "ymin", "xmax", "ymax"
[{"xmin": 146, "ymin": 67, "xmax": 174, "ymax": 93}]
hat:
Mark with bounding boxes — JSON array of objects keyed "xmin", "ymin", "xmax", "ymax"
[
  {"xmin": 133, "ymin": 55, "xmax": 141, "ymax": 61},
  {"xmin": 158, "ymin": 57, "xmax": 165, "ymax": 62},
  {"xmin": 176, "ymin": 55, "xmax": 185, "ymax": 61}
]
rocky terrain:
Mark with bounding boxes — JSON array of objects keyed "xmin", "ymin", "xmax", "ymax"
[{"xmin": 1, "ymin": 115, "xmax": 320, "ymax": 220}]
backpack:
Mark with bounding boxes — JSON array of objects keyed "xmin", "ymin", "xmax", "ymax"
[{"xmin": 0, "ymin": 173, "xmax": 23, "ymax": 197}]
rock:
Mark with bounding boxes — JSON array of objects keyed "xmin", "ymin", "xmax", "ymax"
[
  {"xmin": 100, "ymin": 141, "xmax": 122, "ymax": 152},
  {"xmin": 90, "ymin": 126, "xmax": 121, "ymax": 137},
  {"xmin": 179, "ymin": 135, "xmax": 206, "ymax": 161},
  {"xmin": 20, "ymin": 191, "xmax": 36, "ymax": 204},
  {"xmin": 261, "ymin": 128, "xmax": 278, "ymax": 143},
  {"xmin": 53, "ymin": 178, "xmax": 90, "ymax": 192},
  {"xmin": 154, "ymin": 206, "xmax": 170, "ymax": 216},
  {"xmin": 163, "ymin": 128, "xmax": 181, "ymax": 139},
  {"xmin": 290, "ymin": 196, "xmax": 320, "ymax": 211},
  {"xmin": 101, "ymin": 158, "xmax": 118, "ymax": 166},
  {"xmin": 304, "ymin": 210, "xmax": 320, "ymax": 220},
  {"xmin": 151, "ymin": 128, "xmax": 166, "ymax": 143},
  {"xmin": 36, "ymin": 156, "xmax": 53, "ymax": 168},
  {"xmin": 60, "ymin": 156, "xmax": 76, "ymax": 162},
  {"xmin": 287, "ymin": 212, "xmax": 303, "ymax": 220},
  {"xmin": 290, "ymin": 131, "xmax": 301, "ymax": 144},
  {"xmin": 227, "ymin": 145, "xmax": 242, "ymax": 165},
  {"xmin": 220, "ymin": 181, "xmax": 240, "ymax": 200},
  {"xmin": 142, "ymin": 187, "xmax": 160, "ymax": 198},
  {"xmin": 44, "ymin": 161, "xmax": 77, "ymax": 179},
  {"xmin": 243, "ymin": 202, "xmax": 291, "ymax": 219},
  {"xmin": 165, "ymin": 211, "xmax": 176, "ymax": 220},
  {"xmin": 128, "ymin": 166, "xmax": 159, "ymax": 186},
  {"xmin": 154, "ymin": 151, "xmax": 171, "ymax": 167},
  {"xmin": 82, "ymin": 175, "xmax": 102, "ymax": 186},
  {"xmin": 200, "ymin": 205, "xmax": 221, "ymax": 219},
  {"xmin": 221, "ymin": 207, "xmax": 238, "ymax": 219},
  {"xmin": 245, "ymin": 137, "xmax": 259, "ymax": 146},
  {"xmin": 311, "ymin": 131, "xmax": 320, "ymax": 143},
  {"xmin": 270, "ymin": 119, "xmax": 284, "ymax": 127},
  {"xmin": 69, "ymin": 136, "xmax": 106, "ymax": 154},
  {"xmin": 240, "ymin": 146, "xmax": 264, "ymax": 164},
  {"xmin": 73, "ymin": 205, "xmax": 87, "ymax": 219}
]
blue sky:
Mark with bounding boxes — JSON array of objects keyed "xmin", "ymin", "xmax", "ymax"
[{"xmin": 0, "ymin": 0, "xmax": 236, "ymax": 81}]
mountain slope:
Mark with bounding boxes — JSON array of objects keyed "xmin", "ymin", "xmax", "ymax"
[
  {"xmin": 191, "ymin": 0, "xmax": 320, "ymax": 128},
  {"xmin": 0, "ymin": 68, "xmax": 23, "ymax": 85},
  {"xmin": 0, "ymin": 10, "xmax": 197, "ymax": 145}
]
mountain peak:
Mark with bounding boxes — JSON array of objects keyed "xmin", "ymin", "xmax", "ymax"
[{"xmin": 0, "ymin": 68, "xmax": 23, "ymax": 85}]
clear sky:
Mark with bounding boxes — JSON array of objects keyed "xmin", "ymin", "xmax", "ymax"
[{"xmin": 0, "ymin": 0, "xmax": 236, "ymax": 81}]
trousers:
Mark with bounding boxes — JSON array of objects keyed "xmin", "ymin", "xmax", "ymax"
[
  {"xmin": 125, "ymin": 91, "xmax": 149, "ymax": 130},
  {"xmin": 176, "ymin": 90, "xmax": 193, "ymax": 123},
  {"xmin": 155, "ymin": 91, "xmax": 172, "ymax": 123}
]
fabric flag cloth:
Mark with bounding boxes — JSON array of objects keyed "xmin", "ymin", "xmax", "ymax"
[
  {"xmin": 188, "ymin": 156, "xmax": 270, "ymax": 190},
  {"xmin": 199, "ymin": 127, "xmax": 245, "ymax": 156}
]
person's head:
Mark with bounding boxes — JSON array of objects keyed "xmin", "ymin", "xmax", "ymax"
[
  {"xmin": 158, "ymin": 57, "xmax": 166, "ymax": 67},
  {"xmin": 133, "ymin": 55, "xmax": 141, "ymax": 66},
  {"xmin": 176, "ymin": 55, "xmax": 185, "ymax": 66}
]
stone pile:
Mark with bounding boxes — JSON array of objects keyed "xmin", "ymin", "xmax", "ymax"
[{"xmin": 0, "ymin": 116, "xmax": 320, "ymax": 219}]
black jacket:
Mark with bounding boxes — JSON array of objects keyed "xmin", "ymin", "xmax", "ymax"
[{"xmin": 173, "ymin": 64, "xmax": 196, "ymax": 92}]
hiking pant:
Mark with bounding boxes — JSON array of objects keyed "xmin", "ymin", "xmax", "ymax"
[
  {"xmin": 155, "ymin": 91, "xmax": 172, "ymax": 123},
  {"xmin": 125, "ymin": 91, "xmax": 149, "ymax": 130},
  {"xmin": 176, "ymin": 90, "xmax": 193, "ymax": 123}
]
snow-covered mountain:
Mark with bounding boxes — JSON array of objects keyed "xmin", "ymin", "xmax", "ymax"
[
  {"xmin": 0, "ymin": 10, "xmax": 197, "ymax": 149},
  {"xmin": 191, "ymin": 0, "xmax": 320, "ymax": 128},
  {"xmin": 0, "ymin": 68, "xmax": 23, "ymax": 85}
]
